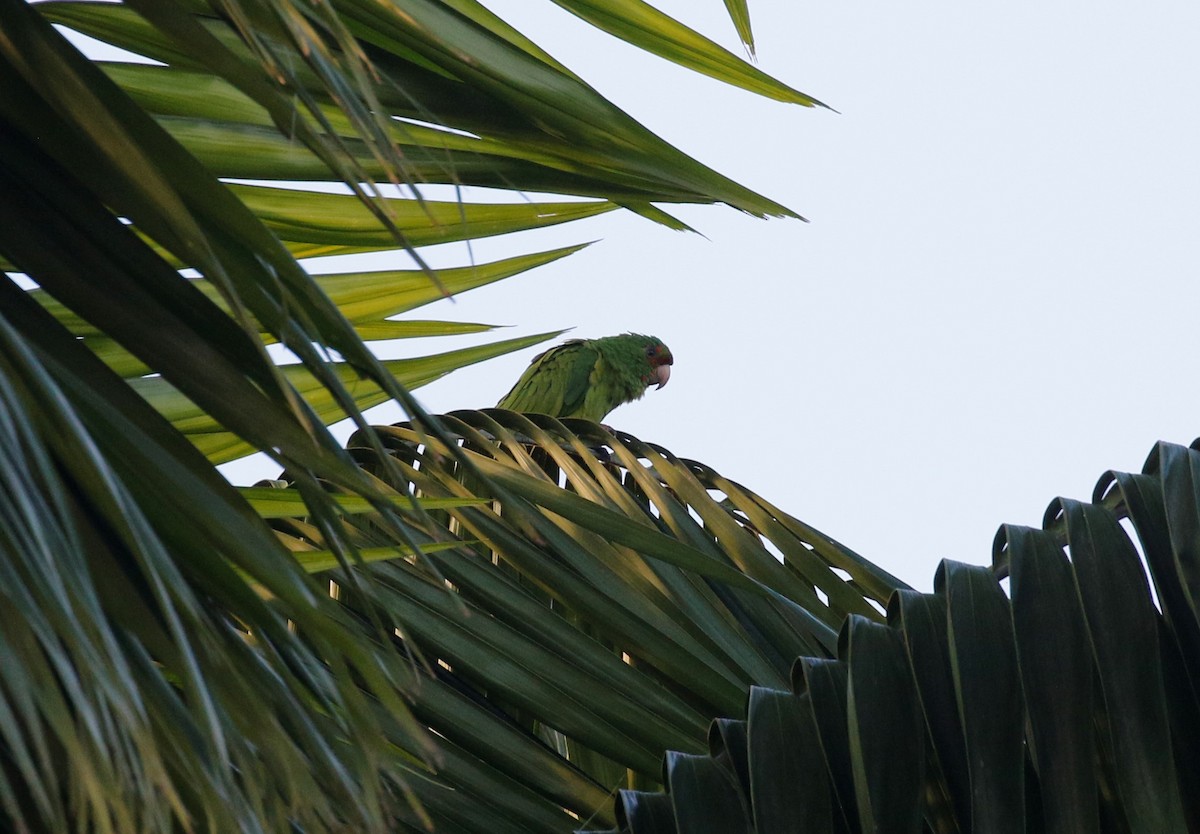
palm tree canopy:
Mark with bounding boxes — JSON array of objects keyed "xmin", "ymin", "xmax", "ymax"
[{"xmin": 0, "ymin": 0, "xmax": 838, "ymax": 830}]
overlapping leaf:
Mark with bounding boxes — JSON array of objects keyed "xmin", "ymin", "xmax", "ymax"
[
  {"xmin": 576, "ymin": 439, "xmax": 1200, "ymax": 834},
  {"xmin": 43, "ymin": 0, "xmax": 805, "ymax": 218},
  {"xmin": 2, "ymin": 0, "xmax": 825, "ymax": 829},
  {"xmin": 243, "ymin": 410, "xmax": 903, "ymax": 831},
  {"xmin": 137, "ymin": 333, "xmax": 564, "ymax": 463}
]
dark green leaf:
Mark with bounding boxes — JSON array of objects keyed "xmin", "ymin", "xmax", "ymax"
[
  {"xmin": 747, "ymin": 686, "xmax": 833, "ymax": 834},
  {"xmin": 1053, "ymin": 497, "xmax": 1187, "ymax": 833},
  {"xmin": 618, "ymin": 790, "xmax": 678, "ymax": 834},
  {"xmin": 936, "ymin": 559, "xmax": 1025, "ymax": 834},
  {"xmin": 1002, "ymin": 524, "xmax": 1098, "ymax": 834},
  {"xmin": 845, "ymin": 615, "xmax": 924, "ymax": 834},
  {"xmin": 888, "ymin": 590, "xmax": 969, "ymax": 833},
  {"xmin": 665, "ymin": 752, "xmax": 751, "ymax": 834},
  {"xmin": 1097, "ymin": 468, "xmax": 1200, "ymax": 711},
  {"xmin": 795, "ymin": 658, "xmax": 859, "ymax": 833}
]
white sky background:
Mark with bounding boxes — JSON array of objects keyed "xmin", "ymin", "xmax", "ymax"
[{"xmin": 210, "ymin": 0, "xmax": 1200, "ymax": 590}]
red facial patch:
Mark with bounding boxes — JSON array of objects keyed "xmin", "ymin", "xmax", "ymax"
[{"xmin": 645, "ymin": 343, "xmax": 673, "ymax": 367}]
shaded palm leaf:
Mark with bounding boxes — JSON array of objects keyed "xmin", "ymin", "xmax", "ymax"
[
  {"xmin": 0, "ymin": 256, "xmax": 434, "ymax": 834},
  {"xmin": 242, "ymin": 411, "xmax": 906, "ymax": 832},
  {"xmin": 573, "ymin": 440, "xmax": 1200, "ymax": 834}
]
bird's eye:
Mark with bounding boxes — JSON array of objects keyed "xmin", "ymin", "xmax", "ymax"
[{"xmin": 645, "ymin": 346, "xmax": 656, "ymax": 357}]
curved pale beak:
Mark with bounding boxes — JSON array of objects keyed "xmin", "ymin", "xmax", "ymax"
[{"xmin": 654, "ymin": 363, "xmax": 671, "ymax": 389}]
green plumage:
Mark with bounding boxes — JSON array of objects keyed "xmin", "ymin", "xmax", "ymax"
[{"xmin": 497, "ymin": 333, "xmax": 673, "ymax": 422}]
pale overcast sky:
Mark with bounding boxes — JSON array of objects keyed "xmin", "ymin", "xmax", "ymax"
[{"xmin": 123, "ymin": 0, "xmax": 1200, "ymax": 591}]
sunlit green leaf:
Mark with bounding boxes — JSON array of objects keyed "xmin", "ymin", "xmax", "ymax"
[
  {"xmin": 547, "ymin": 0, "xmax": 824, "ymax": 107},
  {"xmin": 238, "ymin": 486, "xmax": 487, "ymax": 518},
  {"xmin": 133, "ymin": 333, "xmax": 563, "ymax": 463}
]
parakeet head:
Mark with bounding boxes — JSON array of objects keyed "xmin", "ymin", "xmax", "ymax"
[
  {"xmin": 601, "ymin": 333, "xmax": 672, "ymax": 390},
  {"xmin": 640, "ymin": 337, "xmax": 673, "ymax": 390}
]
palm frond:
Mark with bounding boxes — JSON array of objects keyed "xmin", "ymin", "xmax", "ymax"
[
  {"xmin": 575, "ymin": 440, "xmax": 1200, "ymax": 834},
  {"xmin": 1, "ymin": 0, "xmax": 820, "ymax": 828},
  {"xmin": 43, "ymin": 0, "xmax": 807, "ymax": 217},
  {"xmin": 240, "ymin": 411, "xmax": 906, "ymax": 831}
]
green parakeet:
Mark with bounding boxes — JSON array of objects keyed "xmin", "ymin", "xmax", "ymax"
[{"xmin": 496, "ymin": 333, "xmax": 673, "ymax": 422}]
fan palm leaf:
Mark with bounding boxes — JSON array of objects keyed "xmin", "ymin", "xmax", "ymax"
[{"xmin": 573, "ymin": 440, "xmax": 1200, "ymax": 834}]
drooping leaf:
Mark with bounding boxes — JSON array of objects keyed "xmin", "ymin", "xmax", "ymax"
[
  {"xmin": 1054, "ymin": 495, "xmax": 1188, "ymax": 833},
  {"xmin": 665, "ymin": 752, "xmax": 751, "ymax": 834},
  {"xmin": 1002, "ymin": 525, "xmax": 1098, "ymax": 834},
  {"xmin": 746, "ymin": 686, "xmax": 833, "ymax": 833},
  {"xmin": 43, "ymin": 0, "xmax": 806, "ymax": 217},
  {"xmin": 887, "ymin": 590, "xmax": 968, "ymax": 833},
  {"xmin": 844, "ymin": 615, "xmax": 924, "ymax": 834},
  {"xmin": 936, "ymin": 560, "xmax": 1025, "ymax": 833}
]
